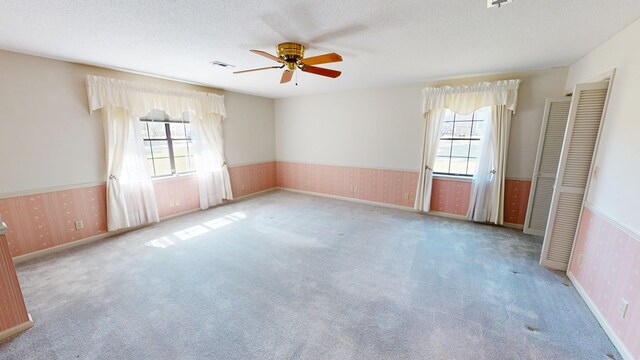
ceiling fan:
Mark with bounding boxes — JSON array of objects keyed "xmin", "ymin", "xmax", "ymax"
[{"xmin": 234, "ymin": 42, "xmax": 343, "ymax": 84}]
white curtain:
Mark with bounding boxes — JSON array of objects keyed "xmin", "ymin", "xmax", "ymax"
[
  {"xmin": 467, "ymin": 105, "xmax": 511, "ymax": 224},
  {"xmin": 86, "ymin": 75, "xmax": 231, "ymax": 229},
  {"xmin": 416, "ymin": 80, "xmax": 520, "ymax": 221},
  {"xmin": 101, "ymin": 106, "xmax": 159, "ymax": 231},
  {"xmin": 414, "ymin": 109, "xmax": 446, "ymax": 212},
  {"xmin": 192, "ymin": 112, "xmax": 233, "ymax": 210}
]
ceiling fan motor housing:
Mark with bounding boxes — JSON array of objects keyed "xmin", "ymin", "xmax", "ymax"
[{"xmin": 277, "ymin": 42, "xmax": 305, "ymax": 71}]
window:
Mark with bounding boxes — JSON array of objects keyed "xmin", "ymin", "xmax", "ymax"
[
  {"xmin": 433, "ymin": 106, "xmax": 490, "ymax": 176},
  {"xmin": 140, "ymin": 111, "xmax": 195, "ymax": 178}
]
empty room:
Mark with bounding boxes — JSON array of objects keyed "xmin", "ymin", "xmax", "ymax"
[{"xmin": 1, "ymin": 1, "xmax": 639, "ymax": 359}]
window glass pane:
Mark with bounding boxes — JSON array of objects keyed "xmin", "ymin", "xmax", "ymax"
[
  {"xmin": 145, "ymin": 109, "xmax": 169, "ymax": 121},
  {"xmin": 467, "ymin": 158, "xmax": 478, "ymax": 175},
  {"xmin": 147, "ymin": 159, "xmax": 155, "ymax": 176},
  {"xmin": 173, "ymin": 140, "xmax": 189, "ymax": 157},
  {"xmin": 455, "ymin": 112, "xmax": 473, "ymax": 121},
  {"xmin": 147, "ymin": 122, "xmax": 167, "ymax": 139},
  {"xmin": 474, "ymin": 106, "xmax": 492, "ymax": 120},
  {"xmin": 470, "ymin": 120, "xmax": 484, "ymax": 138},
  {"xmin": 437, "ymin": 139, "xmax": 452, "ymax": 156},
  {"xmin": 453, "ymin": 122, "xmax": 472, "ymax": 138},
  {"xmin": 170, "ymin": 123, "xmax": 188, "ymax": 139},
  {"xmin": 443, "ymin": 110, "xmax": 455, "ymax": 122},
  {"xmin": 441, "ymin": 122, "xmax": 454, "ymax": 137},
  {"xmin": 151, "ymin": 141, "xmax": 170, "ymax": 158},
  {"xmin": 451, "ymin": 140, "xmax": 471, "ymax": 157},
  {"xmin": 435, "ymin": 107, "xmax": 489, "ymax": 176},
  {"xmin": 144, "ymin": 142, "xmax": 152, "ymax": 159},
  {"xmin": 153, "ymin": 158, "xmax": 172, "ymax": 176},
  {"xmin": 469, "ymin": 140, "xmax": 482, "ymax": 158},
  {"xmin": 434, "ymin": 157, "xmax": 450, "ymax": 173},
  {"xmin": 140, "ymin": 122, "xmax": 149, "ymax": 139},
  {"xmin": 450, "ymin": 158, "xmax": 468, "ymax": 175},
  {"xmin": 175, "ymin": 156, "xmax": 193, "ymax": 174}
]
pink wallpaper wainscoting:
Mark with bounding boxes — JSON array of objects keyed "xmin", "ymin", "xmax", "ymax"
[
  {"xmin": 0, "ymin": 232, "xmax": 30, "ymax": 333},
  {"xmin": 276, "ymin": 162, "xmax": 418, "ymax": 207},
  {"xmin": 229, "ymin": 162, "xmax": 277, "ymax": 198},
  {"xmin": 569, "ymin": 208, "xmax": 640, "ymax": 359},
  {"xmin": 430, "ymin": 178, "xmax": 472, "ymax": 216},
  {"xmin": 0, "ymin": 186, "xmax": 108, "ymax": 257},
  {"xmin": 153, "ymin": 176, "xmax": 200, "ymax": 219},
  {"xmin": 429, "ymin": 178, "xmax": 531, "ymax": 224},
  {"xmin": 0, "ymin": 162, "xmax": 276, "ymax": 258},
  {"xmin": 504, "ymin": 179, "xmax": 532, "ymax": 225}
]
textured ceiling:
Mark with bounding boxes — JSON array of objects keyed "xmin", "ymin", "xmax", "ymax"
[{"xmin": 1, "ymin": 1, "xmax": 639, "ymax": 98}]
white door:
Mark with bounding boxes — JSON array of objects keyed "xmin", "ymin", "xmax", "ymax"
[
  {"xmin": 540, "ymin": 81, "xmax": 609, "ymax": 271},
  {"xmin": 524, "ymin": 98, "xmax": 572, "ymax": 236}
]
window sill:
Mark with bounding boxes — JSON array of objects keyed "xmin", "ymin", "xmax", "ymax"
[
  {"xmin": 432, "ymin": 174, "xmax": 473, "ymax": 182},
  {"xmin": 151, "ymin": 173, "xmax": 197, "ymax": 183}
]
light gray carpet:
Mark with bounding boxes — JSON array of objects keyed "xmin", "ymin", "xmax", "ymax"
[{"xmin": 0, "ymin": 190, "xmax": 619, "ymax": 359}]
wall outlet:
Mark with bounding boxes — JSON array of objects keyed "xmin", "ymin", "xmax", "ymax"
[
  {"xmin": 241, "ymin": 184, "xmax": 245, "ymax": 191},
  {"xmin": 169, "ymin": 200, "xmax": 176, "ymax": 207},
  {"xmin": 354, "ymin": 186, "xmax": 359, "ymax": 193},
  {"xmin": 619, "ymin": 299, "xmax": 629, "ymax": 319},
  {"xmin": 403, "ymin": 193, "xmax": 409, "ymax": 200},
  {"xmin": 74, "ymin": 220, "xmax": 84, "ymax": 230}
]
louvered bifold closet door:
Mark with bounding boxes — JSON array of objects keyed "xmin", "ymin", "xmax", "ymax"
[
  {"xmin": 524, "ymin": 98, "xmax": 572, "ymax": 236},
  {"xmin": 540, "ymin": 81, "xmax": 609, "ymax": 270}
]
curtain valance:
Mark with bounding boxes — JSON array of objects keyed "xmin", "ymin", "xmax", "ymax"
[
  {"xmin": 422, "ymin": 79, "xmax": 521, "ymax": 115},
  {"xmin": 86, "ymin": 75, "xmax": 226, "ymax": 119}
]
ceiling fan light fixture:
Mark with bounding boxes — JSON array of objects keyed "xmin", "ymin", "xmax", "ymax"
[
  {"xmin": 234, "ymin": 42, "xmax": 343, "ymax": 84},
  {"xmin": 276, "ymin": 42, "xmax": 305, "ymax": 71}
]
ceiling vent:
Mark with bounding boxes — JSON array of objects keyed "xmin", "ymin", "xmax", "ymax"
[
  {"xmin": 487, "ymin": 0, "xmax": 513, "ymax": 8},
  {"xmin": 210, "ymin": 61, "xmax": 235, "ymax": 68}
]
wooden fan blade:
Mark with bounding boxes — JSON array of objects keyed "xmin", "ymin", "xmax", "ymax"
[
  {"xmin": 250, "ymin": 49, "xmax": 283, "ymax": 63},
  {"xmin": 301, "ymin": 65, "xmax": 341, "ymax": 78},
  {"xmin": 300, "ymin": 53, "xmax": 343, "ymax": 66},
  {"xmin": 280, "ymin": 70, "xmax": 294, "ymax": 84},
  {"xmin": 234, "ymin": 65, "xmax": 282, "ymax": 74}
]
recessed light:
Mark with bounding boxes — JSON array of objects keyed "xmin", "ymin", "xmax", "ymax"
[{"xmin": 210, "ymin": 61, "xmax": 235, "ymax": 68}]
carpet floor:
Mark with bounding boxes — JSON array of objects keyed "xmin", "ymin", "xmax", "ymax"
[{"xmin": 0, "ymin": 190, "xmax": 620, "ymax": 359}]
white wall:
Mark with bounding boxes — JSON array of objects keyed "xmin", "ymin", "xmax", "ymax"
[
  {"xmin": 566, "ymin": 18, "xmax": 640, "ymax": 231},
  {"xmin": 0, "ymin": 50, "xmax": 275, "ymax": 195},
  {"xmin": 275, "ymin": 67, "xmax": 569, "ymax": 178},
  {"xmin": 275, "ymin": 83, "xmax": 424, "ymax": 171},
  {"xmin": 223, "ymin": 91, "xmax": 275, "ymax": 166}
]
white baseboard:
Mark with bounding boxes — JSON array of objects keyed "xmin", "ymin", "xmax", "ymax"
[
  {"xmin": 277, "ymin": 187, "xmax": 417, "ymax": 212},
  {"xmin": 159, "ymin": 208, "xmax": 200, "ymax": 221},
  {"xmin": 12, "ymin": 189, "xmax": 277, "ymax": 264},
  {"xmin": 13, "ymin": 215, "xmax": 193, "ymax": 264},
  {"xmin": 568, "ymin": 271, "xmax": 633, "ymax": 360},
  {"xmin": 12, "ymin": 230, "xmax": 120, "ymax": 264},
  {"xmin": 230, "ymin": 188, "xmax": 277, "ymax": 201},
  {"xmin": 0, "ymin": 313, "xmax": 33, "ymax": 342},
  {"xmin": 427, "ymin": 211, "xmax": 467, "ymax": 221},
  {"xmin": 503, "ymin": 222, "xmax": 524, "ymax": 230},
  {"xmin": 427, "ymin": 212, "xmax": 526, "ymax": 231}
]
